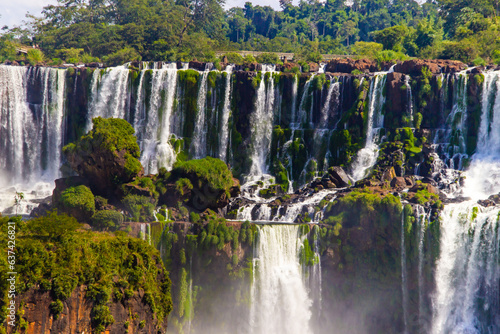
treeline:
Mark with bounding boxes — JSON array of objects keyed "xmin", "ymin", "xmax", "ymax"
[{"xmin": 2, "ymin": 0, "xmax": 500, "ymax": 65}]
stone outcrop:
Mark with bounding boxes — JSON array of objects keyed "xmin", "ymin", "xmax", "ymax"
[
  {"xmin": 326, "ymin": 58, "xmax": 379, "ymax": 73},
  {"xmin": 10, "ymin": 287, "xmax": 165, "ymax": 334},
  {"xmin": 394, "ymin": 59, "xmax": 466, "ymax": 75}
]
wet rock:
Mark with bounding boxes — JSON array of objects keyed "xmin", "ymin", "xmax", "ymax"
[
  {"xmin": 381, "ymin": 167, "xmax": 397, "ymax": 182},
  {"xmin": 404, "ymin": 176, "xmax": 415, "ymax": 187},
  {"xmin": 30, "ymin": 202, "xmax": 51, "ymax": 217},
  {"xmin": 325, "ymin": 58, "xmax": 379, "ymax": 73},
  {"xmin": 394, "ymin": 59, "xmax": 466, "ymax": 75},
  {"xmin": 390, "ymin": 177, "xmax": 407, "ymax": 189},
  {"xmin": 189, "ymin": 61, "xmax": 207, "ymax": 71},
  {"xmin": 478, "ymin": 199, "xmax": 496, "ymax": 207},
  {"xmin": 308, "ymin": 62, "xmax": 319, "ymax": 72},
  {"xmin": 328, "ymin": 166, "xmax": 350, "ymax": 187}
]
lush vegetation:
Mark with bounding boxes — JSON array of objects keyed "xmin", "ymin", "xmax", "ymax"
[
  {"xmin": 2, "ymin": 0, "xmax": 500, "ymax": 64},
  {"xmin": 0, "ymin": 213, "xmax": 172, "ymax": 332},
  {"xmin": 170, "ymin": 156, "xmax": 234, "ymax": 196}
]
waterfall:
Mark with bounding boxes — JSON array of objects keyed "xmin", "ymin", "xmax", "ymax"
[
  {"xmin": 350, "ymin": 73, "xmax": 387, "ymax": 181},
  {"xmin": 218, "ymin": 65, "xmax": 233, "ymax": 162},
  {"xmin": 248, "ymin": 65, "xmax": 276, "ymax": 178},
  {"xmin": 401, "ymin": 211, "xmax": 409, "ymax": 334},
  {"xmin": 464, "ymin": 71, "xmax": 500, "ymax": 199},
  {"xmin": 191, "ymin": 64, "xmax": 213, "ymax": 159},
  {"xmin": 319, "ymin": 81, "xmax": 339, "ymax": 129},
  {"xmin": 432, "ymin": 203, "xmax": 500, "ymax": 333},
  {"xmin": 404, "ymin": 75, "xmax": 414, "ymax": 123},
  {"xmin": 88, "ymin": 64, "xmax": 130, "ymax": 130},
  {"xmin": 432, "ymin": 70, "xmax": 500, "ymax": 333},
  {"xmin": 415, "ymin": 205, "xmax": 428, "ymax": 323},
  {"xmin": 250, "ymin": 225, "xmax": 312, "ymax": 334},
  {"xmin": 138, "ymin": 63, "xmax": 179, "ymax": 174},
  {"xmin": 296, "ymin": 74, "xmax": 315, "ymax": 127},
  {"xmin": 0, "ymin": 66, "xmax": 66, "ymax": 214}
]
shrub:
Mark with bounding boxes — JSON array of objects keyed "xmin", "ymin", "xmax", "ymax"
[
  {"xmin": 60, "ymin": 185, "xmax": 95, "ymax": 221},
  {"xmin": 49, "ymin": 300, "xmax": 64, "ymax": 319},
  {"xmin": 223, "ymin": 52, "xmax": 244, "ymax": 64},
  {"xmin": 27, "ymin": 49, "xmax": 44, "ymax": 65},
  {"xmin": 91, "ymin": 210, "xmax": 124, "ymax": 230},
  {"xmin": 171, "ymin": 157, "xmax": 234, "ymax": 196},
  {"xmin": 103, "ymin": 47, "xmax": 141, "ymax": 66},
  {"xmin": 122, "ymin": 194, "xmax": 155, "ymax": 222},
  {"xmin": 351, "ymin": 41, "xmax": 383, "ymax": 59},
  {"xmin": 256, "ymin": 52, "xmax": 280, "ymax": 64}
]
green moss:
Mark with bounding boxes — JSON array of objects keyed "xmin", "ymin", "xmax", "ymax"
[
  {"xmin": 171, "ymin": 157, "xmax": 233, "ymax": 196},
  {"xmin": 176, "ymin": 178, "xmax": 193, "ymax": 195},
  {"xmin": 122, "ymin": 194, "xmax": 156, "ymax": 222},
  {"xmin": 49, "ymin": 300, "xmax": 64, "ymax": 319},
  {"xmin": 91, "ymin": 210, "xmax": 124, "ymax": 230},
  {"xmin": 60, "ymin": 185, "xmax": 95, "ymax": 220},
  {"xmin": 0, "ymin": 215, "xmax": 172, "ymax": 329},
  {"xmin": 299, "ymin": 239, "xmax": 318, "ymax": 266}
]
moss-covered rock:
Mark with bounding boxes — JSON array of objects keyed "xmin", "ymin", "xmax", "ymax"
[
  {"xmin": 0, "ymin": 214, "xmax": 171, "ymax": 334},
  {"xmin": 63, "ymin": 117, "xmax": 144, "ymax": 199},
  {"xmin": 157, "ymin": 157, "xmax": 240, "ymax": 211},
  {"xmin": 55, "ymin": 185, "xmax": 95, "ymax": 222},
  {"xmin": 91, "ymin": 210, "xmax": 124, "ymax": 230}
]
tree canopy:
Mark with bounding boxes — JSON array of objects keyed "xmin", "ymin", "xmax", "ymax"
[{"xmin": 2, "ymin": 0, "xmax": 500, "ymax": 64}]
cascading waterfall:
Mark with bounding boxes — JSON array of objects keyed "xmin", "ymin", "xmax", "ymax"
[
  {"xmin": 137, "ymin": 63, "xmax": 179, "ymax": 174},
  {"xmin": 401, "ymin": 211, "xmax": 409, "ymax": 334},
  {"xmin": 415, "ymin": 205, "xmax": 428, "ymax": 322},
  {"xmin": 350, "ymin": 73, "xmax": 387, "ymax": 181},
  {"xmin": 191, "ymin": 64, "xmax": 213, "ymax": 159},
  {"xmin": 0, "ymin": 65, "xmax": 66, "ymax": 214},
  {"xmin": 296, "ymin": 73, "xmax": 316, "ymax": 127},
  {"xmin": 248, "ymin": 65, "xmax": 276, "ymax": 178},
  {"xmin": 250, "ymin": 225, "xmax": 312, "ymax": 334},
  {"xmin": 88, "ymin": 64, "xmax": 130, "ymax": 130},
  {"xmin": 404, "ymin": 75, "xmax": 414, "ymax": 122},
  {"xmin": 218, "ymin": 65, "xmax": 233, "ymax": 162},
  {"xmin": 432, "ymin": 203, "xmax": 499, "ymax": 333},
  {"xmin": 432, "ymin": 70, "xmax": 500, "ymax": 333}
]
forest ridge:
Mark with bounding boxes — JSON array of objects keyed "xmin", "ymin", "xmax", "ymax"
[{"xmin": 1, "ymin": 0, "xmax": 499, "ymax": 66}]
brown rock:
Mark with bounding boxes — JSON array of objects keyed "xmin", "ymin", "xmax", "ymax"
[
  {"xmin": 381, "ymin": 167, "xmax": 397, "ymax": 182},
  {"xmin": 325, "ymin": 58, "xmax": 379, "ymax": 74},
  {"xmin": 390, "ymin": 177, "xmax": 406, "ymax": 189},
  {"xmin": 189, "ymin": 61, "xmax": 207, "ymax": 71},
  {"xmin": 394, "ymin": 59, "xmax": 466, "ymax": 75},
  {"xmin": 328, "ymin": 166, "xmax": 351, "ymax": 187},
  {"xmin": 308, "ymin": 62, "xmax": 319, "ymax": 72}
]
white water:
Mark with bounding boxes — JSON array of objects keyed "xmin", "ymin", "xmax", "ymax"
[
  {"xmin": 88, "ymin": 64, "xmax": 130, "ymax": 130},
  {"xmin": 191, "ymin": 64, "xmax": 213, "ymax": 159},
  {"xmin": 432, "ymin": 203, "xmax": 499, "ymax": 333},
  {"xmin": 0, "ymin": 66, "xmax": 66, "ymax": 214},
  {"xmin": 138, "ymin": 63, "xmax": 179, "ymax": 174},
  {"xmin": 248, "ymin": 65, "xmax": 276, "ymax": 177},
  {"xmin": 432, "ymin": 70, "xmax": 500, "ymax": 333},
  {"xmin": 350, "ymin": 73, "xmax": 387, "ymax": 181},
  {"xmin": 250, "ymin": 225, "xmax": 312, "ymax": 334},
  {"xmin": 236, "ymin": 189, "xmax": 336, "ymax": 223},
  {"xmin": 218, "ymin": 65, "xmax": 233, "ymax": 162},
  {"xmin": 401, "ymin": 212, "xmax": 409, "ymax": 334},
  {"xmin": 415, "ymin": 205, "xmax": 428, "ymax": 322}
]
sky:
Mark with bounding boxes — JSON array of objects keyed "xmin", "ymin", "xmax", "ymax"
[
  {"xmin": 0, "ymin": 0, "xmax": 282, "ymax": 29},
  {"xmin": 0, "ymin": 0, "xmax": 58, "ymax": 29}
]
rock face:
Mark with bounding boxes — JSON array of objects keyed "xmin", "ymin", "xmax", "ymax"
[
  {"xmin": 64, "ymin": 117, "xmax": 144, "ymax": 198},
  {"xmin": 394, "ymin": 59, "xmax": 466, "ymax": 75},
  {"xmin": 157, "ymin": 157, "xmax": 240, "ymax": 212},
  {"xmin": 326, "ymin": 58, "xmax": 379, "ymax": 73},
  {"xmin": 11, "ymin": 287, "xmax": 165, "ymax": 334}
]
